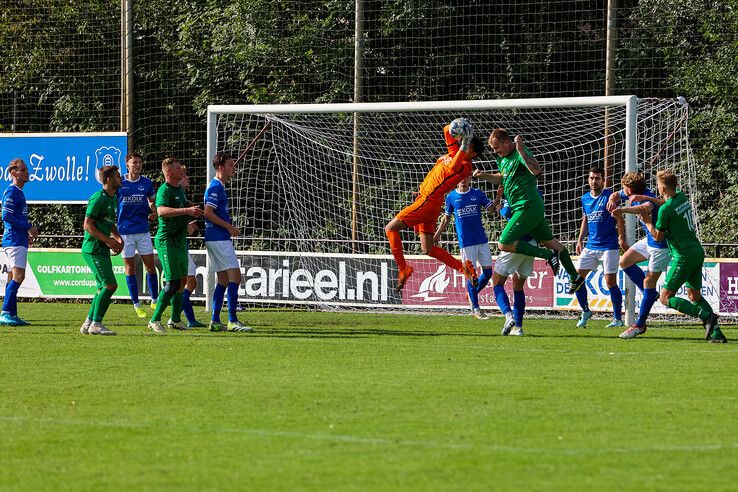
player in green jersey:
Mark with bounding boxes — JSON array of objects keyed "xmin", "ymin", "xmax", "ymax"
[
  {"xmin": 641, "ymin": 170, "xmax": 726, "ymax": 343},
  {"xmin": 474, "ymin": 128, "xmax": 585, "ymax": 294},
  {"xmin": 80, "ymin": 165, "xmax": 123, "ymax": 336},
  {"xmin": 147, "ymin": 157, "xmax": 204, "ymax": 333}
]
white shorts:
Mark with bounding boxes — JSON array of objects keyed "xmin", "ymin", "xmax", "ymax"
[
  {"xmin": 188, "ymin": 253, "xmax": 196, "ymax": 277},
  {"xmin": 630, "ymin": 237, "xmax": 671, "ymax": 272},
  {"xmin": 3, "ymin": 246, "xmax": 28, "ymax": 269},
  {"xmin": 121, "ymin": 232, "xmax": 154, "ymax": 259},
  {"xmin": 577, "ymin": 247, "xmax": 619, "ymax": 274},
  {"xmin": 494, "ymin": 239, "xmax": 536, "ymax": 278},
  {"xmin": 460, "ymin": 243, "xmax": 493, "ymax": 268},
  {"xmin": 205, "ymin": 240, "xmax": 239, "ymax": 272}
]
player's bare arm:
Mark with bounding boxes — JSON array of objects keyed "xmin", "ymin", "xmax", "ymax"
[
  {"xmin": 606, "ymin": 190, "xmax": 623, "ymax": 213},
  {"xmin": 514, "ymin": 136, "xmax": 541, "ymax": 175},
  {"xmin": 628, "ymin": 194, "xmax": 665, "ymax": 207},
  {"xmin": 84, "ymin": 217, "xmax": 122, "ymax": 252},
  {"xmin": 157, "ymin": 205, "xmax": 203, "ymax": 219},
  {"xmin": 433, "ymin": 214, "xmax": 451, "ymax": 244},
  {"xmin": 576, "ymin": 215, "xmax": 588, "ymax": 255},
  {"xmin": 614, "ymin": 212, "xmax": 629, "ymax": 251},
  {"xmin": 473, "ymin": 169, "xmax": 502, "ymax": 185},
  {"xmin": 203, "ymin": 205, "xmax": 240, "ymax": 237},
  {"xmin": 612, "ymin": 202, "xmax": 653, "ymax": 217}
]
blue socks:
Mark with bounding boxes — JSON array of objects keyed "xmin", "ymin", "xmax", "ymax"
[
  {"xmin": 212, "ymin": 283, "xmax": 226, "ymax": 322},
  {"xmin": 2, "ymin": 280, "xmax": 20, "ymax": 316},
  {"xmin": 227, "ymin": 282, "xmax": 239, "ymax": 322},
  {"xmin": 125, "ymin": 275, "xmax": 139, "ymax": 305},
  {"xmin": 513, "ymin": 290, "xmax": 525, "ymax": 326},
  {"xmin": 468, "ymin": 268, "xmax": 493, "ymax": 310},
  {"xmin": 493, "ymin": 284, "xmax": 511, "ymax": 314},
  {"xmin": 623, "ymin": 264, "xmax": 645, "ymax": 292},
  {"xmin": 182, "ymin": 288, "xmax": 195, "ymax": 323},
  {"xmin": 610, "ymin": 285, "xmax": 623, "ymax": 321},
  {"xmin": 636, "ymin": 288, "xmax": 658, "ymax": 327},
  {"xmin": 146, "ymin": 272, "xmax": 159, "ymax": 303},
  {"xmin": 575, "ymin": 284, "xmax": 589, "ymax": 312},
  {"xmin": 467, "ymin": 280, "xmax": 479, "ymax": 310},
  {"xmin": 476, "ymin": 268, "xmax": 493, "ymax": 294}
]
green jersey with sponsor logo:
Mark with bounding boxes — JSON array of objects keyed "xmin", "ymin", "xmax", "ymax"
[
  {"xmin": 82, "ymin": 189, "xmax": 117, "ymax": 256},
  {"xmin": 155, "ymin": 182, "xmax": 189, "ymax": 243},
  {"xmin": 655, "ymin": 190, "xmax": 703, "ymax": 258},
  {"xmin": 497, "ymin": 145, "xmax": 543, "ymax": 212}
]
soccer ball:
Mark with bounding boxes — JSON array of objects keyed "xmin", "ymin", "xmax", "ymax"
[{"xmin": 449, "ymin": 118, "xmax": 471, "ymax": 139}]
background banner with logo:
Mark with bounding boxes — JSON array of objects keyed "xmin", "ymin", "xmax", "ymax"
[
  {"xmin": 2, "ymin": 249, "xmax": 737, "ymax": 316},
  {"xmin": 0, "ymin": 133, "xmax": 127, "ymax": 203}
]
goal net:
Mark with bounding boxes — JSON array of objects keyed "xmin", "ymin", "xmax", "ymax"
[{"xmin": 206, "ymin": 97, "xmax": 734, "ymax": 321}]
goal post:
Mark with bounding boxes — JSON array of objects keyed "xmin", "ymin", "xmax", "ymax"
[{"xmin": 205, "ymin": 96, "xmax": 695, "ymax": 320}]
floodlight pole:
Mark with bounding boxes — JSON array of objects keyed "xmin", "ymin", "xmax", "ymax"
[{"xmin": 351, "ymin": 0, "xmax": 364, "ymax": 253}]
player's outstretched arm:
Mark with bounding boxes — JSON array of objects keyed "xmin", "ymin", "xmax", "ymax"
[{"xmin": 473, "ymin": 169, "xmax": 502, "ymax": 185}]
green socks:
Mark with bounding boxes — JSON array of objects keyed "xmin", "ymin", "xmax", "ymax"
[
  {"xmin": 514, "ymin": 240, "xmax": 552, "ymax": 260},
  {"xmin": 693, "ymin": 298, "xmax": 713, "ymax": 321},
  {"xmin": 91, "ymin": 287, "xmax": 115, "ymax": 322},
  {"xmin": 559, "ymin": 248, "xmax": 579, "ymax": 278},
  {"xmin": 668, "ymin": 296, "xmax": 703, "ymax": 319},
  {"xmin": 151, "ymin": 288, "xmax": 176, "ymax": 322},
  {"xmin": 170, "ymin": 292, "xmax": 184, "ymax": 323}
]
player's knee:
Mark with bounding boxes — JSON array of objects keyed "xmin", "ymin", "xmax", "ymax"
[
  {"xmin": 186, "ymin": 277, "xmax": 198, "ymax": 291},
  {"xmin": 13, "ymin": 272, "xmax": 26, "ymax": 284},
  {"xmin": 164, "ymin": 279, "xmax": 181, "ymax": 294},
  {"xmin": 498, "ymin": 242, "xmax": 514, "ymax": 253},
  {"xmin": 659, "ymin": 291, "xmax": 671, "ymax": 306},
  {"xmin": 420, "ymin": 244, "xmax": 431, "ymax": 255},
  {"xmin": 105, "ymin": 283, "xmax": 118, "ymax": 293},
  {"xmin": 687, "ymin": 289, "xmax": 701, "ymax": 302}
]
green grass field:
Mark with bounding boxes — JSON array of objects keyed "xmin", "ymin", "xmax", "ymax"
[{"xmin": 1, "ymin": 302, "xmax": 736, "ymax": 491}]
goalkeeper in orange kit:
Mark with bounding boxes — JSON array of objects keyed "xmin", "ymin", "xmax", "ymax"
[{"xmin": 385, "ymin": 119, "xmax": 485, "ymax": 291}]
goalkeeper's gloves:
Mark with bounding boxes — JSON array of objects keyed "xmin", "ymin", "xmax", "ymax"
[{"xmin": 460, "ymin": 126, "xmax": 474, "ymax": 152}]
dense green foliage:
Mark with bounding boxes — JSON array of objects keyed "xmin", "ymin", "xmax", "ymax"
[{"xmin": 1, "ymin": 303, "xmax": 737, "ymax": 489}]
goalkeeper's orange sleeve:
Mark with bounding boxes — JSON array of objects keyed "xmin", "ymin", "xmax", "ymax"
[{"xmin": 444, "ymin": 124, "xmax": 460, "ymax": 157}]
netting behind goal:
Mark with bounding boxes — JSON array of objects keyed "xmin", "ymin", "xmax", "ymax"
[{"xmin": 208, "ymin": 97, "xmax": 733, "ymax": 319}]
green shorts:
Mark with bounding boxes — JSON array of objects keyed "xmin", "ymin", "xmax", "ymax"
[
  {"xmin": 155, "ymin": 237, "xmax": 189, "ymax": 281},
  {"xmin": 82, "ymin": 252, "xmax": 116, "ymax": 288},
  {"xmin": 663, "ymin": 253, "xmax": 704, "ymax": 293},
  {"xmin": 499, "ymin": 204, "xmax": 554, "ymax": 245}
]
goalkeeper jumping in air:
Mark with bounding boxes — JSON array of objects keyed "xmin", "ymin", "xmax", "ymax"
[
  {"xmin": 385, "ymin": 119, "xmax": 485, "ymax": 291},
  {"xmin": 474, "ymin": 128, "xmax": 585, "ymax": 294}
]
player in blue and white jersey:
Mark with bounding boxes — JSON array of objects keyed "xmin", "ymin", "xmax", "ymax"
[
  {"xmin": 607, "ymin": 171, "xmax": 670, "ymax": 339},
  {"xmin": 117, "ymin": 152, "xmax": 159, "ymax": 317},
  {"xmin": 574, "ymin": 167, "xmax": 625, "ymax": 329},
  {"xmin": 491, "ymin": 195, "xmax": 537, "ymax": 336},
  {"xmin": 203, "ymin": 153, "xmax": 251, "ymax": 332},
  {"xmin": 0, "ymin": 159, "xmax": 39, "ymax": 326},
  {"xmin": 434, "ymin": 176, "xmax": 494, "ymax": 320}
]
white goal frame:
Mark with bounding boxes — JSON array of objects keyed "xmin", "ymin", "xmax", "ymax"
[{"xmin": 206, "ymin": 96, "xmax": 640, "ymax": 320}]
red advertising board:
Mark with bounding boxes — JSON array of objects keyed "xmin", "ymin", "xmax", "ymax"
[{"xmin": 400, "ymin": 257, "xmax": 554, "ymax": 309}]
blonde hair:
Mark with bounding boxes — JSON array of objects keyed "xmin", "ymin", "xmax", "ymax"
[
  {"xmin": 656, "ymin": 169, "xmax": 678, "ymax": 190},
  {"xmin": 621, "ymin": 172, "xmax": 646, "ymax": 194}
]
